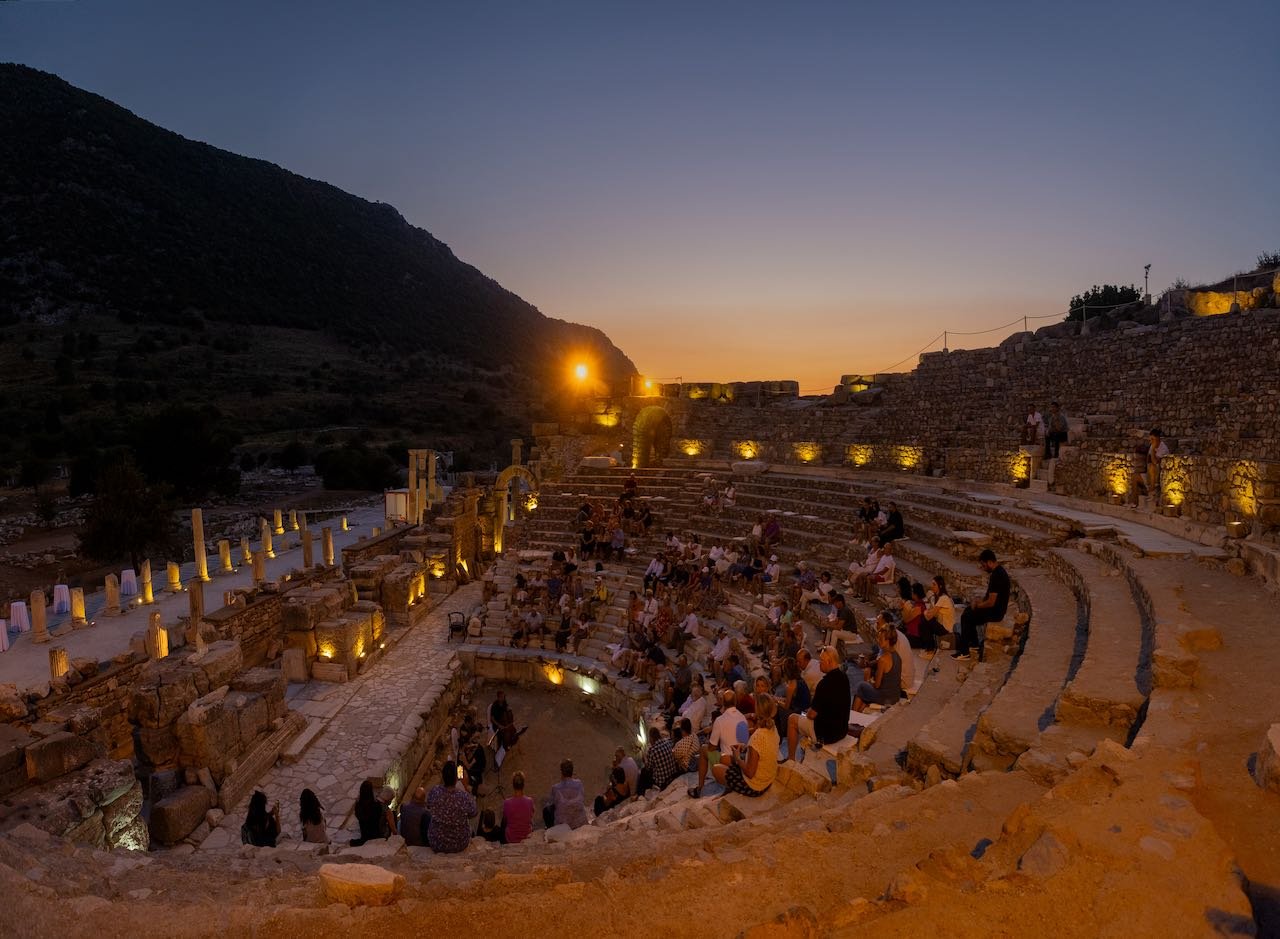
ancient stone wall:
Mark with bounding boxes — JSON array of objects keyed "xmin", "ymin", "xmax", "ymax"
[{"xmin": 569, "ymin": 309, "xmax": 1280, "ymax": 534}]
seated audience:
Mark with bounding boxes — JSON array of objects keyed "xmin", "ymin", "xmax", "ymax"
[
  {"xmin": 427, "ymin": 761, "xmax": 478, "ymax": 853},
  {"xmin": 542, "ymin": 759, "xmax": 589, "ymax": 830},
  {"xmin": 853, "ymin": 624, "xmax": 904, "ymax": 712},
  {"xmin": 242, "ymin": 790, "xmax": 280, "ymax": 848},
  {"xmin": 353, "ymin": 779, "xmax": 394, "ymax": 845},
  {"xmin": 784, "ymin": 646, "xmax": 851, "ymax": 761},
  {"xmin": 501, "ymin": 771, "xmax": 535, "ymax": 845},
  {"xmin": 593, "ymin": 766, "xmax": 631, "ymax": 817},
  {"xmin": 398, "ymin": 786, "xmax": 428, "ymax": 846},
  {"xmin": 702, "ymin": 695, "xmax": 780, "ymax": 798},
  {"xmin": 299, "ymin": 788, "xmax": 329, "ymax": 845}
]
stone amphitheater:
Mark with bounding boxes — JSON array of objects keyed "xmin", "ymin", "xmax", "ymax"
[{"xmin": 2, "ymin": 307, "xmax": 1279, "ymax": 937}]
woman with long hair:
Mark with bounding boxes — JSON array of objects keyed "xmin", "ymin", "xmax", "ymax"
[
  {"xmin": 242, "ymin": 790, "xmax": 280, "ymax": 847},
  {"xmin": 299, "ymin": 788, "xmax": 328, "ymax": 844}
]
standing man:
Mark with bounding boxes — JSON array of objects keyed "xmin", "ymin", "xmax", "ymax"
[
  {"xmin": 954, "ymin": 549, "xmax": 1011, "ymax": 661},
  {"xmin": 1045, "ymin": 402, "xmax": 1069, "ymax": 459}
]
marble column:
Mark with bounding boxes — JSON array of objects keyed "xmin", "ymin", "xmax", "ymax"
[
  {"xmin": 273, "ymin": 509, "xmax": 284, "ymax": 536},
  {"xmin": 140, "ymin": 559, "xmax": 155, "ymax": 604},
  {"xmin": 187, "ymin": 578, "xmax": 206, "ymax": 654},
  {"xmin": 341, "ymin": 515, "xmax": 349, "ymax": 532},
  {"xmin": 288, "ymin": 509, "xmax": 299, "ymax": 531},
  {"xmin": 511, "ymin": 438, "xmax": 523, "ymax": 467},
  {"xmin": 30, "ymin": 590, "xmax": 50, "ymax": 644},
  {"xmin": 407, "ymin": 450, "xmax": 419, "ymax": 525},
  {"xmin": 298, "ymin": 510, "xmax": 308, "ymax": 533},
  {"xmin": 240, "ymin": 537, "xmax": 253, "ymax": 565},
  {"xmin": 48, "ymin": 646, "xmax": 69, "ymax": 680},
  {"xmin": 167, "ymin": 561, "xmax": 183, "ymax": 594},
  {"xmin": 321, "ymin": 526, "xmax": 335, "ymax": 567},
  {"xmin": 261, "ymin": 517, "xmax": 275, "ymax": 559},
  {"xmin": 301, "ymin": 530, "xmax": 314, "ymax": 569},
  {"xmin": 372, "ymin": 526, "xmax": 381, "ymax": 537},
  {"xmin": 70, "ymin": 587, "xmax": 87, "ymax": 628},
  {"xmin": 218, "ymin": 539, "xmax": 233, "ymax": 574},
  {"xmin": 191, "ymin": 508, "xmax": 210, "ymax": 582},
  {"xmin": 146, "ymin": 612, "xmax": 168, "ymax": 660},
  {"xmin": 252, "ymin": 550, "xmax": 266, "ymax": 586},
  {"xmin": 104, "ymin": 575, "xmax": 121, "ymax": 616}
]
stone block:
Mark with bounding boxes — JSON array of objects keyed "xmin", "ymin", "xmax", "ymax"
[
  {"xmin": 1253, "ymin": 723, "xmax": 1280, "ymax": 794},
  {"xmin": 315, "ymin": 612, "xmax": 373, "ymax": 675},
  {"xmin": 319, "ymin": 863, "xmax": 405, "ymax": 907},
  {"xmin": 229, "ymin": 692, "xmax": 270, "ymax": 748},
  {"xmin": 282, "ymin": 648, "xmax": 309, "ymax": 683},
  {"xmin": 101, "ymin": 780, "xmax": 144, "ymax": 839},
  {"xmin": 231, "ymin": 667, "xmax": 286, "ymax": 700},
  {"xmin": 284, "ymin": 627, "xmax": 318, "ymax": 660},
  {"xmin": 775, "ymin": 759, "xmax": 832, "ymax": 797},
  {"xmin": 132, "ymin": 725, "xmax": 179, "ymax": 768},
  {"xmin": 25, "ymin": 731, "xmax": 103, "ymax": 783},
  {"xmin": 150, "ymin": 785, "xmax": 213, "ymax": 845},
  {"xmin": 196, "ymin": 640, "xmax": 243, "ymax": 689},
  {"xmin": 311, "ymin": 661, "xmax": 349, "ymax": 683},
  {"xmin": 0, "ymin": 723, "xmax": 34, "ymax": 774},
  {"xmin": 1152, "ymin": 648, "xmax": 1198, "ymax": 689},
  {"xmin": 175, "ymin": 698, "xmax": 240, "ymax": 782}
]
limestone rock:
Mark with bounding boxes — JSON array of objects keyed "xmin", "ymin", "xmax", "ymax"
[
  {"xmin": 1252, "ymin": 723, "xmax": 1280, "ymax": 794},
  {"xmin": 25, "ymin": 731, "xmax": 103, "ymax": 782},
  {"xmin": 1019, "ymin": 829, "xmax": 1071, "ymax": 879},
  {"xmin": 0, "ymin": 683, "xmax": 29, "ymax": 721},
  {"xmin": 319, "ymin": 862, "xmax": 405, "ymax": 906},
  {"xmin": 150, "ymin": 785, "xmax": 213, "ymax": 845},
  {"xmin": 886, "ymin": 869, "xmax": 928, "ymax": 904},
  {"xmin": 740, "ymin": 904, "xmax": 819, "ymax": 938},
  {"xmin": 775, "ymin": 759, "xmax": 832, "ymax": 797},
  {"xmin": 340, "ymin": 835, "xmax": 406, "ymax": 860}
]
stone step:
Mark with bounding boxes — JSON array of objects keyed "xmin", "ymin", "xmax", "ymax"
[{"xmin": 904, "ymin": 657, "xmax": 1012, "ymax": 778}]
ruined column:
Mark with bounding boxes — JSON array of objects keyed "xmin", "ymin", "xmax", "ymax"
[
  {"xmin": 139, "ymin": 559, "xmax": 154, "ymax": 604},
  {"xmin": 321, "ymin": 526, "xmax": 335, "ymax": 567},
  {"xmin": 372, "ymin": 526, "xmax": 381, "ymax": 538},
  {"xmin": 49, "ymin": 646, "xmax": 69, "ymax": 680},
  {"xmin": 261, "ymin": 517, "xmax": 276, "ymax": 559},
  {"xmin": 146, "ymin": 612, "xmax": 168, "ymax": 660},
  {"xmin": 299, "ymin": 510, "xmax": 308, "ymax": 533},
  {"xmin": 341, "ymin": 516, "xmax": 350, "ymax": 532},
  {"xmin": 407, "ymin": 450, "xmax": 419, "ymax": 525},
  {"xmin": 511, "ymin": 438, "xmax": 523, "ymax": 467},
  {"xmin": 191, "ymin": 508, "xmax": 210, "ymax": 582},
  {"xmin": 426, "ymin": 451, "xmax": 439, "ymax": 504},
  {"xmin": 289, "ymin": 509, "xmax": 299, "ymax": 531},
  {"xmin": 167, "ymin": 561, "xmax": 183, "ymax": 594},
  {"xmin": 70, "ymin": 587, "xmax": 87, "ymax": 628},
  {"xmin": 240, "ymin": 537, "xmax": 253, "ymax": 565},
  {"xmin": 252, "ymin": 550, "xmax": 266, "ymax": 586},
  {"xmin": 187, "ymin": 577, "xmax": 206, "ymax": 654},
  {"xmin": 104, "ymin": 575, "xmax": 121, "ymax": 616},
  {"xmin": 218, "ymin": 539, "xmax": 233, "ymax": 574},
  {"xmin": 30, "ymin": 589, "xmax": 50, "ymax": 644},
  {"xmin": 302, "ymin": 530, "xmax": 314, "ymax": 569},
  {"xmin": 495, "ymin": 490, "xmax": 509, "ymax": 554},
  {"xmin": 273, "ymin": 509, "xmax": 284, "ymax": 536}
]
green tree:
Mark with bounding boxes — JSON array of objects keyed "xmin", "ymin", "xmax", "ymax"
[
  {"xmin": 1065, "ymin": 284, "xmax": 1141, "ymax": 322},
  {"xmin": 78, "ymin": 459, "xmax": 175, "ymax": 569}
]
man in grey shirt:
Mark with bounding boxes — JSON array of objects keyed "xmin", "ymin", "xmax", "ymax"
[{"xmin": 542, "ymin": 759, "xmax": 589, "ymax": 829}]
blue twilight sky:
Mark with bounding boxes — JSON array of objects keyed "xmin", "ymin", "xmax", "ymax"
[{"xmin": 3, "ymin": 0, "xmax": 1278, "ymax": 390}]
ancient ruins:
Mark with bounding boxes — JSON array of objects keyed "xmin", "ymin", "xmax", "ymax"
[{"xmin": 1, "ymin": 304, "xmax": 1279, "ymax": 937}]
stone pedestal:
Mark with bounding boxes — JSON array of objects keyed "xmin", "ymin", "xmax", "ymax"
[
  {"xmin": 289, "ymin": 509, "xmax": 299, "ymax": 532},
  {"xmin": 187, "ymin": 578, "xmax": 205, "ymax": 654},
  {"xmin": 321, "ymin": 527, "xmax": 335, "ymax": 567},
  {"xmin": 218, "ymin": 539, "xmax": 233, "ymax": 574},
  {"xmin": 70, "ymin": 587, "xmax": 87, "ymax": 628},
  {"xmin": 140, "ymin": 560, "xmax": 155, "ymax": 604},
  {"xmin": 48, "ymin": 646, "xmax": 69, "ymax": 680},
  {"xmin": 167, "ymin": 562, "xmax": 183, "ymax": 594},
  {"xmin": 299, "ymin": 510, "xmax": 308, "ymax": 532},
  {"xmin": 372, "ymin": 526, "xmax": 381, "ymax": 538},
  {"xmin": 302, "ymin": 530, "xmax": 314, "ymax": 569},
  {"xmin": 252, "ymin": 551, "xmax": 266, "ymax": 586},
  {"xmin": 30, "ymin": 590, "xmax": 50, "ymax": 643},
  {"xmin": 240, "ymin": 537, "xmax": 253, "ymax": 564},
  {"xmin": 273, "ymin": 509, "xmax": 284, "ymax": 536},
  {"xmin": 191, "ymin": 508, "xmax": 210, "ymax": 582},
  {"xmin": 146, "ymin": 612, "xmax": 169, "ymax": 660},
  {"xmin": 104, "ymin": 575, "xmax": 122, "ymax": 616},
  {"xmin": 261, "ymin": 518, "xmax": 276, "ymax": 559}
]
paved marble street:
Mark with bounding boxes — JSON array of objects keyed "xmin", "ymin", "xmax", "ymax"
[{"xmin": 201, "ymin": 581, "xmax": 484, "ymax": 850}]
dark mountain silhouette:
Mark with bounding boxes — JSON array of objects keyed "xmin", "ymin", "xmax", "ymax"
[{"xmin": 0, "ymin": 63, "xmax": 633, "ymax": 473}]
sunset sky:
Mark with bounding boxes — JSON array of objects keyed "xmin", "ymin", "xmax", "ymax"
[{"xmin": 4, "ymin": 1, "xmax": 1277, "ymax": 391}]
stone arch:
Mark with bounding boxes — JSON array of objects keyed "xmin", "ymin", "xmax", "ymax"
[
  {"xmin": 632, "ymin": 406, "xmax": 673, "ymax": 468},
  {"xmin": 493, "ymin": 464, "xmax": 538, "ymax": 553}
]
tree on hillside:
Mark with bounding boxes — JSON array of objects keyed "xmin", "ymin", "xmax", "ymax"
[
  {"xmin": 133, "ymin": 404, "xmax": 241, "ymax": 501},
  {"xmin": 78, "ymin": 459, "xmax": 175, "ymax": 569},
  {"xmin": 1257, "ymin": 251, "xmax": 1280, "ymax": 271},
  {"xmin": 313, "ymin": 441, "xmax": 400, "ymax": 491},
  {"xmin": 19, "ymin": 457, "xmax": 51, "ymax": 493},
  {"xmin": 1065, "ymin": 284, "xmax": 1141, "ymax": 322},
  {"xmin": 277, "ymin": 439, "xmax": 309, "ymax": 473}
]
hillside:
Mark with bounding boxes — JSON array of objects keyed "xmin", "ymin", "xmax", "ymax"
[{"xmin": 0, "ymin": 63, "xmax": 634, "ymax": 473}]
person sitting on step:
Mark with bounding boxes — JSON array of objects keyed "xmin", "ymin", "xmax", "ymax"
[
  {"xmin": 953, "ymin": 548, "xmax": 1010, "ymax": 661},
  {"xmin": 853, "ymin": 623, "xmax": 904, "ymax": 712},
  {"xmin": 542, "ymin": 759, "xmax": 589, "ymax": 830},
  {"xmin": 691, "ymin": 695, "xmax": 779, "ymax": 799},
  {"xmin": 783, "ymin": 646, "xmax": 850, "ymax": 761},
  {"xmin": 687, "ymin": 689, "xmax": 748, "ymax": 796},
  {"xmin": 592, "ymin": 765, "xmax": 631, "ymax": 818}
]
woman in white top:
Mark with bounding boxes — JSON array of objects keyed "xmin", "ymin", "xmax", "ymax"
[{"xmin": 923, "ymin": 575, "xmax": 956, "ymax": 648}]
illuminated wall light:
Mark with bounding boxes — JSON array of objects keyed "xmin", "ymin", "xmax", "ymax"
[
  {"xmin": 543, "ymin": 662, "xmax": 565, "ymax": 685},
  {"xmin": 846, "ymin": 444, "xmax": 873, "ymax": 467},
  {"xmin": 1008, "ymin": 451, "xmax": 1032, "ymax": 483},
  {"xmin": 792, "ymin": 442, "xmax": 821, "ymax": 464},
  {"xmin": 1105, "ymin": 457, "xmax": 1130, "ymax": 496},
  {"xmin": 319, "ymin": 644, "xmax": 336, "ymax": 661},
  {"xmin": 1230, "ymin": 460, "xmax": 1260, "ymax": 517},
  {"xmin": 679, "ymin": 439, "xmax": 706, "ymax": 457},
  {"xmin": 593, "ymin": 412, "xmax": 620, "ymax": 428},
  {"xmin": 734, "ymin": 440, "xmax": 760, "ymax": 460},
  {"xmin": 894, "ymin": 446, "xmax": 923, "ymax": 470}
]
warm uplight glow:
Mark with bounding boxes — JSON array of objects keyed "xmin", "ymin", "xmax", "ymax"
[
  {"xmin": 319, "ymin": 644, "xmax": 336, "ymax": 661},
  {"xmin": 524, "ymin": 493, "xmax": 539, "ymax": 511},
  {"xmin": 543, "ymin": 662, "xmax": 565, "ymax": 685},
  {"xmin": 644, "ymin": 380, "xmax": 653, "ymax": 390},
  {"xmin": 680, "ymin": 438, "xmax": 706, "ymax": 457},
  {"xmin": 574, "ymin": 363, "xmax": 588, "ymax": 381},
  {"xmin": 1106, "ymin": 457, "xmax": 1130, "ymax": 496},
  {"xmin": 734, "ymin": 440, "xmax": 760, "ymax": 460},
  {"xmin": 894, "ymin": 446, "xmax": 923, "ymax": 471},
  {"xmin": 1009, "ymin": 450, "xmax": 1032, "ymax": 482},
  {"xmin": 593, "ymin": 412, "xmax": 620, "ymax": 428},
  {"xmin": 793, "ymin": 442, "xmax": 821, "ymax": 464},
  {"xmin": 1229, "ymin": 460, "xmax": 1259, "ymax": 516},
  {"xmin": 847, "ymin": 444, "xmax": 873, "ymax": 467}
]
